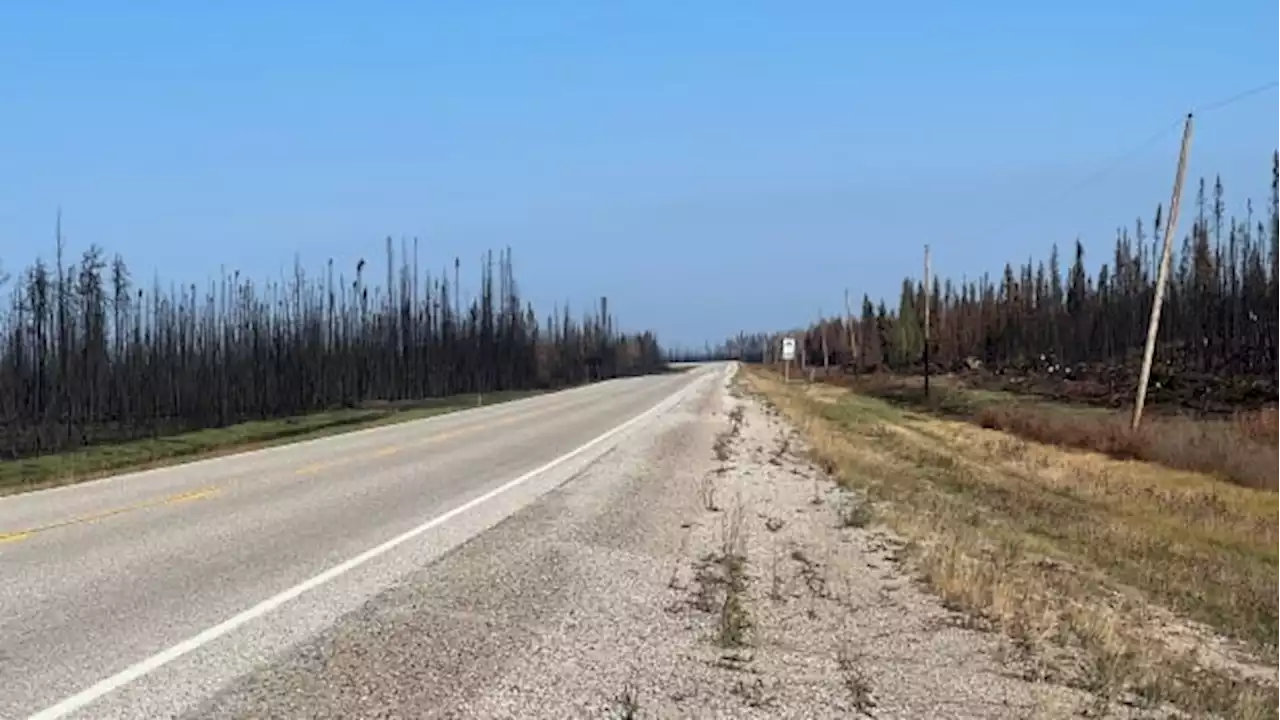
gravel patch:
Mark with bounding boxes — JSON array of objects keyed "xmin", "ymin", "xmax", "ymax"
[
  {"xmin": 679, "ymin": 373, "xmax": 1088, "ymax": 719},
  {"xmin": 186, "ymin": 364, "xmax": 1111, "ymax": 718}
]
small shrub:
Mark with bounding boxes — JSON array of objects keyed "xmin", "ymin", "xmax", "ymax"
[
  {"xmin": 974, "ymin": 405, "xmax": 1278, "ymax": 490},
  {"xmin": 837, "ymin": 645, "xmax": 876, "ymax": 716},
  {"xmin": 838, "ymin": 496, "xmax": 874, "ymax": 528},
  {"xmin": 612, "ymin": 684, "xmax": 641, "ymax": 720}
]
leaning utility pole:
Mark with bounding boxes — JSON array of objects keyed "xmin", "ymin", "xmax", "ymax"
[
  {"xmin": 923, "ymin": 244, "xmax": 932, "ymax": 398},
  {"xmin": 1132, "ymin": 113, "xmax": 1194, "ymax": 430}
]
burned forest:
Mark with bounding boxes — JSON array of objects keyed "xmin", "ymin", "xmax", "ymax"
[
  {"xmin": 719, "ymin": 154, "xmax": 1280, "ymax": 413},
  {"xmin": 0, "ymin": 238, "xmax": 665, "ymax": 461}
]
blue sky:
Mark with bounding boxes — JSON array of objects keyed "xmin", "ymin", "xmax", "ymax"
[{"xmin": 1, "ymin": 2, "xmax": 1276, "ymax": 349}]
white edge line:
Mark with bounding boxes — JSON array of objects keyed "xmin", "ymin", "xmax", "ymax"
[{"xmin": 25, "ymin": 367, "xmax": 716, "ymax": 720}]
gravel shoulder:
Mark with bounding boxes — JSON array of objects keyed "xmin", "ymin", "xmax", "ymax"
[{"xmin": 187, "ymin": 364, "xmax": 1097, "ymax": 719}]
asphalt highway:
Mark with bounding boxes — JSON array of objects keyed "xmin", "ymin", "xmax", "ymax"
[{"xmin": 0, "ymin": 365, "xmax": 718, "ymax": 720}]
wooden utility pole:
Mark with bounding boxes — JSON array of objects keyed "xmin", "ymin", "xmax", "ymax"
[
  {"xmin": 1132, "ymin": 113, "xmax": 1194, "ymax": 430},
  {"xmin": 845, "ymin": 288, "xmax": 857, "ymax": 376},
  {"xmin": 923, "ymin": 244, "xmax": 932, "ymax": 398},
  {"xmin": 784, "ymin": 336, "xmax": 791, "ymax": 383},
  {"xmin": 820, "ymin": 311, "xmax": 830, "ymax": 373}
]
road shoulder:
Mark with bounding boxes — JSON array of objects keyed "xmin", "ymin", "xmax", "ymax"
[{"xmin": 186, "ymin": 365, "xmax": 1094, "ymax": 719}]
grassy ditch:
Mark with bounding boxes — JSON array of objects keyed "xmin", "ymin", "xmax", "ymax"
[
  {"xmin": 831, "ymin": 373, "xmax": 1278, "ymax": 491},
  {"xmin": 742, "ymin": 367, "xmax": 1278, "ymax": 719},
  {"xmin": 0, "ymin": 390, "xmax": 539, "ymax": 494}
]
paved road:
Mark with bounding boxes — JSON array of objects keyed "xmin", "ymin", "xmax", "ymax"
[{"xmin": 0, "ymin": 366, "xmax": 719, "ymax": 720}]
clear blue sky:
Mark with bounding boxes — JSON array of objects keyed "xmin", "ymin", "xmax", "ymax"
[{"xmin": 1, "ymin": 2, "xmax": 1276, "ymax": 349}]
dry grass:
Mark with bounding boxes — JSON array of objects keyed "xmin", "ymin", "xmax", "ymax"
[
  {"xmin": 845, "ymin": 373, "xmax": 1279, "ymax": 491},
  {"xmin": 836, "ymin": 493, "xmax": 873, "ymax": 528},
  {"xmin": 836, "ymin": 643, "xmax": 877, "ymax": 716},
  {"xmin": 716, "ymin": 501, "xmax": 752, "ymax": 648},
  {"xmin": 742, "ymin": 367, "xmax": 1278, "ymax": 719},
  {"xmin": 974, "ymin": 404, "xmax": 1279, "ymax": 491},
  {"xmin": 611, "ymin": 683, "xmax": 641, "ymax": 720}
]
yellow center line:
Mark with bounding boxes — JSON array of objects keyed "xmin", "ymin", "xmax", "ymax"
[
  {"xmin": 165, "ymin": 488, "xmax": 220, "ymax": 504},
  {"xmin": 295, "ymin": 462, "xmax": 333, "ymax": 476},
  {"xmin": 0, "ymin": 386, "xmax": 627, "ymax": 544},
  {"xmin": 0, "ymin": 487, "xmax": 221, "ymax": 544},
  {"xmin": 298, "ymin": 394, "xmax": 591, "ymax": 475}
]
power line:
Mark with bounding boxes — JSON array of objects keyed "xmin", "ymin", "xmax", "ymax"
[
  {"xmin": 1194, "ymin": 80, "xmax": 1279, "ymax": 114},
  {"xmin": 957, "ymin": 117, "xmax": 1183, "ymax": 248},
  {"xmin": 1053, "ymin": 116, "xmax": 1186, "ymax": 200},
  {"xmin": 956, "ymin": 82, "xmax": 1277, "ymax": 249}
]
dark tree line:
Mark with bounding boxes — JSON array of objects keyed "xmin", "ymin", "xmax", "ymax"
[
  {"xmin": 671, "ymin": 332, "xmax": 776, "ymax": 364},
  {"xmin": 0, "ymin": 236, "xmax": 664, "ymax": 460},
  {"xmin": 665, "ymin": 335, "xmax": 767, "ymax": 363},
  {"xmin": 719, "ymin": 153, "xmax": 1280, "ymax": 392},
  {"xmin": 849, "ymin": 156, "xmax": 1277, "ymax": 377}
]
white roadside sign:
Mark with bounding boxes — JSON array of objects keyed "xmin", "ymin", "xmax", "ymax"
[{"xmin": 781, "ymin": 337, "xmax": 796, "ymax": 361}]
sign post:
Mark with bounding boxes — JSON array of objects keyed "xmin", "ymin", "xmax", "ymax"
[{"xmin": 781, "ymin": 336, "xmax": 796, "ymax": 383}]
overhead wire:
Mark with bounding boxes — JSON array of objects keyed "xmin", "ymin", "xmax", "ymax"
[
  {"xmin": 1193, "ymin": 80, "xmax": 1279, "ymax": 114},
  {"xmin": 954, "ymin": 118, "xmax": 1183, "ymax": 250},
  {"xmin": 953, "ymin": 81, "xmax": 1277, "ymax": 250},
  {"xmin": 1050, "ymin": 117, "xmax": 1186, "ymax": 202}
]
